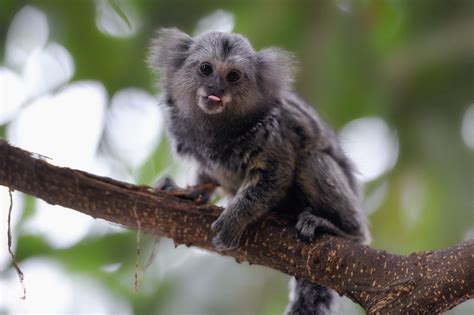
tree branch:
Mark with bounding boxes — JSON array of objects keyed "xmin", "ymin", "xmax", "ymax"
[{"xmin": 0, "ymin": 140, "xmax": 472, "ymax": 314}]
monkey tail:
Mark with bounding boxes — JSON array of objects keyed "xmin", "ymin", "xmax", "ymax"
[{"xmin": 284, "ymin": 277, "xmax": 338, "ymax": 315}]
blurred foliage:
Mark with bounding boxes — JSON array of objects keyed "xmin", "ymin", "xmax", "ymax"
[{"xmin": 1, "ymin": 0, "xmax": 473, "ymax": 314}]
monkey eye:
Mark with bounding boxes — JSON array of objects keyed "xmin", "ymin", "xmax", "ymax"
[
  {"xmin": 226, "ymin": 70, "xmax": 241, "ymax": 83},
  {"xmin": 200, "ymin": 63, "xmax": 213, "ymax": 76}
]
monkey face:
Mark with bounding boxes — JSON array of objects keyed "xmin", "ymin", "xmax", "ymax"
[
  {"xmin": 185, "ymin": 33, "xmax": 261, "ymax": 116},
  {"xmin": 193, "ymin": 64, "xmax": 253, "ymax": 115},
  {"xmin": 194, "ymin": 62, "xmax": 237, "ymax": 114},
  {"xmin": 149, "ymin": 28, "xmax": 295, "ymax": 118}
]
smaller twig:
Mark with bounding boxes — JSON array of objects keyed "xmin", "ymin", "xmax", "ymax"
[
  {"xmin": 7, "ymin": 189, "xmax": 26, "ymax": 299},
  {"xmin": 131, "ymin": 199, "xmax": 141, "ymax": 292}
]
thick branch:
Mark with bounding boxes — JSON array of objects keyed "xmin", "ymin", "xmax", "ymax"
[{"xmin": 0, "ymin": 140, "xmax": 472, "ymax": 313}]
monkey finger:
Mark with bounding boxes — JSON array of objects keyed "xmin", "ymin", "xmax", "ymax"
[{"xmin": 210, "ymin": 218, "xmax": 224, "ymax": 233}]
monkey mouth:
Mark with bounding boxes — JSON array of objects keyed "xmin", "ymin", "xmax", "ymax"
[
  {"xmin": 200, "ymin": 95, "xmax": 225, "ymax": 113},
  {"xmin": 206, "ymin": 95, "xmax": 224, "ymax": 106},
  {"xmin": 208, "ymin": 95, "xmax": 221, "ymax": 102}
]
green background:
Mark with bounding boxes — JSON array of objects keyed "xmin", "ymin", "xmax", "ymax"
[{"xmin": 1, "ymin": 0, "xmax": 473, "ymax": 314}]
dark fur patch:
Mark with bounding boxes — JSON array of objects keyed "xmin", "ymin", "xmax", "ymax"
[
  {"xmin": 292, "ymin": 125, "xmax": 308, "ymax": 148},
  {"xmin": 166, "ymin": 96, "xmax": 174, "ymax": 107},
  {"xmin": 173, "ymin": 53, "xmax": 188, "ymax": 69},
  {"xmin": 178, "ymin": 40, "xmax": 191, "ymax": 51},
  {"xmin": 176, "ymin": 142, "xmax": 183, "ymax": 153},
  {"xmin": 172, "ymin": 39, "xmax": 193, "ymax": 68},
  {"xmin": 221, "ymin": 38, "xmax": 233, "ymax": 58}
]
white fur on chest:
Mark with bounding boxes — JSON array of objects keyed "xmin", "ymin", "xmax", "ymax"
[{"xmin": 203, "ymin": 162, "xmax": 244, "ymax": 196}]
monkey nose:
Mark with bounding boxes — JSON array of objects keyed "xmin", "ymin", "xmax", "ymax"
[{"xmin": 207, "ymin": 84, "xmax": 225, "ymax": 97}]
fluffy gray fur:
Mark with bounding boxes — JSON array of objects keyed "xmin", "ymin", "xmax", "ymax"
[{"xmin": 148, "ymin": 28, "xmax": 370, "ymax": 315}]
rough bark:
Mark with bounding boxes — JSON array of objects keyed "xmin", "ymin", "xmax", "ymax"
[{"xmin": 0, "ymin": 140, "xmax": 472, "ymax": 314}]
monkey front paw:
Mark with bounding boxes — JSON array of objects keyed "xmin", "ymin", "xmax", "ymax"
[
  {"xmin": 154, "ymin": 176, "xmax": 210, "ymax": 204},
  {"xmin": 211, "ymin": 216, "xmax": 243, "ymax": 251}
]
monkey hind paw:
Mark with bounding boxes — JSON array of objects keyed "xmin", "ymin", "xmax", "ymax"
[{"xmin": 296, "ymin": 210, "xmax": 349, "ymax": 242}]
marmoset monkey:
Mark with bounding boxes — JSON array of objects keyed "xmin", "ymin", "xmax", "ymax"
[{"xmin": 148, "ymin": 28, "xmax": 370, "ymax": 315}]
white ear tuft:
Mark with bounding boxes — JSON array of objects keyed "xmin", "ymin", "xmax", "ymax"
[
  {"xmin": 256, "ymin": 48, "xmax": 296, "ymax": 95},
  {"xmin": 147, "ymin": 28, "xmax": 193, "ymax": 76}
]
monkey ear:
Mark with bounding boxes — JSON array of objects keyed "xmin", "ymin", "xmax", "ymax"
[
  {"xmin": 147, "ymin": 28, "xmax": 193, "ymax": 76},
  {"xmin": 256, "ymin": 48, "xmax": 296, "ymax": 95}
]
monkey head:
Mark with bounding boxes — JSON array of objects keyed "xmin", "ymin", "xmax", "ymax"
[{"xmin": 148, "ymin": 28, "xmax": 295, "ymax": 117}]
